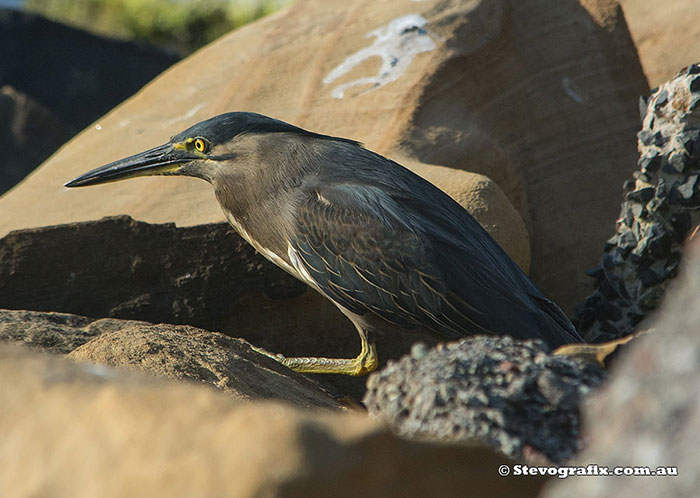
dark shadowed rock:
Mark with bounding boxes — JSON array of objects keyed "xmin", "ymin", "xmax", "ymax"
[
  {"xmin": 577, "ymin": 64, "xmax": 700, "ymax": 343},
  {"xmin": 0, "ymin": 8, "xmax": 178, "ymax": 193},
  {"xmin": 0, "ymin": 85, "xmax": 71, "ymax": 195},
  {"xmin": 0, "ymin": 8, "xmax": 178, "ymax": 132},
  {"xmin": 363, "ymin": 336, "xmax": 605, "ymax": 464},
  {"xmin": 0, "ymin": 215, "xmax": 306, "ymax": 326},
  {"xmin": 546, "ymin": 239, "xmax": 700, "ymax": 497}
]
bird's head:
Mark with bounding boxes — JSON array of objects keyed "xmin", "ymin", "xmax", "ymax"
[{"xmin": 64, "ymin": 112, "xmax": 320, "ymax": 188}]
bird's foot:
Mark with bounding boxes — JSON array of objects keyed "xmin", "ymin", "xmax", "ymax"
[
  {"xmin": 249, "ymin": 342, "xmax": 378, "ymax": 376},
  {"xmin": 249, "ymin": 344, "xmax": 288, "ymax": 363},
  {"xmin": 553, "ymin": 331, "xmax": 645, "ymax": 367}
]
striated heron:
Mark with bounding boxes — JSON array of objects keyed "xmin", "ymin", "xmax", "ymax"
[{"xmin": 66, "ymin": 112, "xmax": 583, "ymax": 376}]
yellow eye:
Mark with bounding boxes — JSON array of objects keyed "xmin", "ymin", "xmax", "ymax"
[{"xmin": 193, "ymin": 138, "xmax": 208, "ymax": 153}]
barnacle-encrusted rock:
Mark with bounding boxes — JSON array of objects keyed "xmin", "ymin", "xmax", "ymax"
[
  {"xmin": 577, "ymin": 64, "xmax": 700, "ymax": 342},
  {"xmin": 363, "ymin": 336, "xmax": 605, "ymax": 464}
]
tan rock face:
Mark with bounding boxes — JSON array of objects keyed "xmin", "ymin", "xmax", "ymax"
[
  {"xmin": 619, "ymin": 0, "xmax": 700, "ymax": 87},
  {"xmin": 0, "ymin": 0, "xmax": 647, "ymax": 312},
  {"xmin": 0, "ymin": 344, "xmax": 546, "ymax": 498}
]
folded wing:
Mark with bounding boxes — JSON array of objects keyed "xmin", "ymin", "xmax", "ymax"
[{"xmin": 289, "ymin": 179, "xmax": 582, "ymax": 348}]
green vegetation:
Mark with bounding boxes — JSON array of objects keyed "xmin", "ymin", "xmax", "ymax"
[{"xmin": 25, "ymin": 0, "xmax": 292, "ymax": 55}]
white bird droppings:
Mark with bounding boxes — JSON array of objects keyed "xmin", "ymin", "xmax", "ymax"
[{"xmin": 324, "ymin": 14, "xmax": 436, "ymax": 99}]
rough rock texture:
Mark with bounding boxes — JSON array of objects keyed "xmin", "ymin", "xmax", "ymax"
[
  {"xmin": 545, "ymin": 239, "xmax": 700, "ymax": 497},
  {"xmin": 0, "ymin": 308, "xmax": 342, "ymax": 408},
  {"xmin": 0, "ymin": 344, "xmax": 547, "ymax": 498},
  {"xmin": 0, "ymin": 309, "xmax": 102, "ymax": 354},
  {"xmin": 0, "ymin": 0, "xmax": 648, "ymax": 313},
  {"xmin": 576, "ymin": 64, "xmax": 700, "ymax": 343},
  {"xmin": 0, "ymin": 216, "xmax": 306, "ymax": 328},
  {"xmin": 363, "ymin": 336, "xmax": 605, "ymax": 464},
  {"xmin": 619, "ymin": 0, "xmax": 700, "ymax": 87},
  {"xmin": 0, "ymin": 85, "xmax": 70, "ymax": 195},
  {"xmin": 68, "ymin": 321, "xmax": 343, "ymax": 408}
]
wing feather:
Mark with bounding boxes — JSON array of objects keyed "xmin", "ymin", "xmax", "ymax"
[{"xmin": 287, "ymin": 179, "xmax": 581, "ymax": 347}]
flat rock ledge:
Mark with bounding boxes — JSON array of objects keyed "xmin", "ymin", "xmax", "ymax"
[
  {"xmin": 364, "ymin": 336, "xmax": 605, "ymax": 464},
  {"xmin": 0, "ymin": 308, "xmax": 341, "ymax": 409}
]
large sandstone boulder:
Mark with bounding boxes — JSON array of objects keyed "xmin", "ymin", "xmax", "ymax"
[
  {"xmin": 0, "ymin": 0, "xmax": 648, "ymax": 313},
  {"xmin": 0, "ymin": 344, "xmax": 547, "ymax": 498},
  {"xmin": 619, "ymin": 0, "xmax": 700, "ymax": 87}
]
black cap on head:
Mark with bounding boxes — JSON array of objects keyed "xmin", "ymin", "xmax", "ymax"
[
  {"xmin": 172, "ymin": 112, "xmax": 305, "ymax": 144},
  {"xmin": 171, "ymin": 112, "xmax": 360, "ymax": 146}
]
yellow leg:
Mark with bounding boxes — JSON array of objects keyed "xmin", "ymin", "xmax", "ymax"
[{"xmin": 251, "ymin": 329, "xmax": 378, "ymax": 376}]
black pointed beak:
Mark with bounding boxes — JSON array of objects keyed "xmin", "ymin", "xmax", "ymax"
[{"xmin": 65, "ymin": 143, "xmax": 195, "ymax": 188}]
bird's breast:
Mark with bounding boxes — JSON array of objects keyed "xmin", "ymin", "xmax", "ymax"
[{"xmin": 222, "ymin": 208, "xmax": 303, "ymax": 281}]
